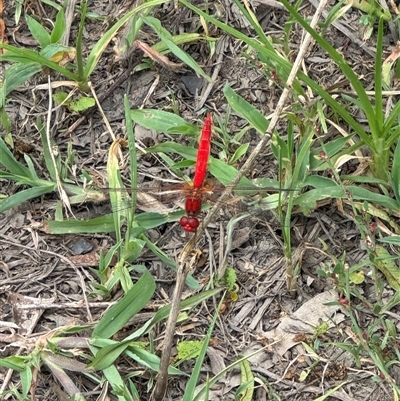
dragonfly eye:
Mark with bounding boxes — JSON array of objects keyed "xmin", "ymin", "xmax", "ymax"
[{"xmin": 179, "ymin": 216, "xmax": 200, "ymax": 232}]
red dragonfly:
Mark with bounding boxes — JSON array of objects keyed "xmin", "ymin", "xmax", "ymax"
[
  {"xmin": 125, "ymin": 113, "xmax": 291, "ymax": 233},
  {"xmin": 179, "ymin": 113, "xmax": 212, "ymax": 232},
  {"xmin": 55, "ymin": 113, "xmax": 294, "ymax": 235}
]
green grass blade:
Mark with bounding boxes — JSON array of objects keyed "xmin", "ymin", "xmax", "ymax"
[
  {"xmin": 101, "ymin": 365, "xmax": 135, "ymax": 401},
  {"xmin": 50, "ymin": 8, "xmax": 66, "ymax": 43},
  {"xmin": 382, "ymin": 102, "xmax": 400, "ymax": 141},
  {"xmin": 126, "ymin": 346, "xmax": 185, "ymax": 375},
  {"xmin": 278, "ymin": 0, "xmax": 378, "ymax": 137},
  {"xmin": 0, "ymin": 136, "xmax": 34, "ymax": 177},
  {"xmin": 0, "ymin": 64, "xmax": 42, "ymax": 107},
  {"xmin": 390, "ymin": 139, "xmax": 400, "ymax": 203},
  {"xmin": 182, "ymin": 295, "xmax": 226, "ymax": 401},
  {"xmin": 178, "ymin": 0, "xmax": 369, "ymax": 146},
  {"xmin": 0, "ymin": 185, "xmax": 56, "ymax": 213},
  {"xmin": 147, "ymin": 141, "xmax": 256, "ymax": 187},
  {"xmin": 124, "ymin": 95, "xmax": 137, "ymax": 234},
  {"xmin": 75, "ymin": 0, "xmax": 88, "ymax": 81},
  {"xmin": 0, "ymin": 44, "xmax": 79, "ymax": 80},
  {"xmin": 45, "ymin": 214, "xmax": 116, "ymax": 234},
  {"xmin": 374, "ymin": 18, "xmax": 384, "ymax": 133},
  {"xmin": 374, "ymin": 245, "xmax": 400, "ymax": 290}
]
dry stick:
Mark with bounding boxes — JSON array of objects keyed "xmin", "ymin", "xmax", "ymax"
[
  {"xmin": 151, "ymin": 247, "xmax": 201, "ymax": 401},
  {"xmin": 60, "ymin": 0, "xmax": 77, "ymax": 47},
  {"xmin": 152, "ymin": 2, "xmax": 328, "ymax": 398}
]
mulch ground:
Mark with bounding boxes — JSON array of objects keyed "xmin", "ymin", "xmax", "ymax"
[{"xmin": 1, "ymin": 1, "xmax": 400, "ymax": 400}]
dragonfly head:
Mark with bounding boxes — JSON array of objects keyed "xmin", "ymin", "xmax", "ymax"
[{"xmin": 179, "ymin": 216, "xmax": 200, "ymax": 232}]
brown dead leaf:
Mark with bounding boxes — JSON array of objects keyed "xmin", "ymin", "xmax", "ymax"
[
  {"xmin": 389, "ymin": 0, "xmax": 399, "ymax": 14},
  {"xmin": 135, "ymin": 40, "xmax": 184, "ymax": 71},
  {"xmin": 0, "ymin": 0, "xmax": 7, "ymax": 55},
  {"xmin": 49, "ymin": 48, "xmax": 76, "ymax": 66},
  {"xmin": 261, "ymin": 289, "xmax": 346, "ymax": 356},
  {"xmin": 69, "ymin": 252, "xmax": 100, "ymax": 267},
  {"xmin": 0, "ymin": 18, "xmax": 7, "ymax": 55},
  {"xmin": 384, "ymin": 42, "xmax": 400, "ymax": 65},
  {"xmin": 7, "ymin": 291, "xmax": 56, "ymax": 335}
]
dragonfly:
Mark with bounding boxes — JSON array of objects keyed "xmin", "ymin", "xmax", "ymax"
[
  {"xmin": 107, "ymin": 114, "xmax": 294, "ymax": 232},
  {"xmin": 53, "ymin": 114, "xmax": 298, "ymax": 235},
  {"xmin": 178, "ymin": 113, "xmax": 212, "ymax": 232}
]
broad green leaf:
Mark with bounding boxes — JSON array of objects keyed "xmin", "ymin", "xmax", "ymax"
[
  {"xmin": 126, "ymin": 346, "xmax": 186, "ymax": 375},
  {"xmin": 237, "ymin": 357, "xmax": 254, "ymax": 401},
  {"xmin": 130, "ymin": 109, "xmax": 192, "ymax": 134},
  {"xmin": 89, "ymin": 341, "xmax": 131, "ymax": 371},
  {"xmin": 294, "ymin": 186, "xmax": 399, "ymax": 215},
  {"xmin": 0, "ymin": 356, "xmax": 29, "ymax": 370},
  {"xmin": 379, "ymin": 236, "xmax": 400, "ymax": 246},
  {"xmin": 224, "ymin": 84, "xmax": 269, "ymax": 134},
  {"xmin": 45, "ymin": 214, "xmax": 116, "ymax": 234},
  {"xmin": 45, "ymin": 208, "xmax": 186, "ymax": 234},
  {"xmin": 0, "ymin": 63, "xmax": 41, "ymax": 107},
  {"xmin": 177, "ymin": 340, "xmax": 203, "ymax": 361},
  {"xmin": 92, "ymin": 270, "xmax": 156, "ymax": 338},
  {"xmin": 53, "ymin": 92, "xmax": 69, "ymax": 105},
  {"xmin": 26, "ymin": 14, "xmax": 51, "ymax": 48},
  {"xmin": 0, "ymin": 136, "xmax": 32, "ymax": 176},
  {"xmin": 349, "ymin": 271, "xmax": 365, "ymax": 285},
  {"xmin": 147, "ymin": 142, "xmax": 255, "ymax": 187},
  {"xmin": 391, "ymin": 139, "xmax": 400, "ymax": 203},
  {"xmin": 0, "ymin": 44, "xmax": 78, "ymax": 80},
  {"xmin": 229, "ymin": 143, "xmax": 249, "ymax": 165},
  {"xmin": 69, "ymin": 97, "xmax": 95, "ymax": 112},
  {"xmin": 20, "ymin": 364, "xmax": 33, "ymax": 397},
  {"xmin": 40, "ymin": 43, "xmax": 76, "ymax": 62},
  {"xmin": 51, "ymin": 8, "xmax": 66, "ymax": 43}
]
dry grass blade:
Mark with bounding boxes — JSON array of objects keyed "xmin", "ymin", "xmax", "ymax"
[{"xmin": 45, "ymin": 76, "xmax": 73, "ymax": 217}]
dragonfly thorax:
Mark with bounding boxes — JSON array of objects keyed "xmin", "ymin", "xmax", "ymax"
[{"xmin": 184, "ymin": 197, "xmax": 203, "ymax": 216}]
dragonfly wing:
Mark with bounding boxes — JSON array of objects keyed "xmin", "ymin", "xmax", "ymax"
[{"xmin": 136, "ymin": 192, "xmax": 180, "ymax": 214}]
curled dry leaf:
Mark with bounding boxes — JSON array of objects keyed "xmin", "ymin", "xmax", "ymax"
[{"xmin": 135, "ymin": 40, "xmax": 184, "ymax": 71}]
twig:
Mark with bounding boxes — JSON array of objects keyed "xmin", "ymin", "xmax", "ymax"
[{"xmin": 151, "ymin": 247, "xmax": 201, "ymax": 401}]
